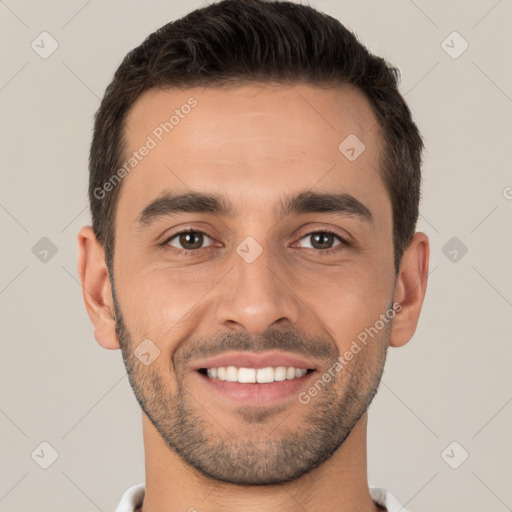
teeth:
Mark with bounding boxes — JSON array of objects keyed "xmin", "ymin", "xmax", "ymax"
[
  {"xmin": 238, "ymin": 367, "xmax": 256, "ymax": 383},
  {"xmin": 205, "ymin": 366, "xmax": 309, "ymax": 383},
  {"xmin": 257, "ymin": 367, "xmax": 274, "ymax": 383},
  {"xmin": 226, "ymin": 366, "xmax": 238, "ymax": 382},
  {"xmin": 274, "ymin": 366, "xmax": 287, "ymax": 381}
]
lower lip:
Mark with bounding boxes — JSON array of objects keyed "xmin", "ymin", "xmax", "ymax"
[{"xmin": 194, "ymin": 370, "xmax": 317, "ymax": 406}]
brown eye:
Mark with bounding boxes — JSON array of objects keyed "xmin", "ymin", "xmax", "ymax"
[
  {"xmin": 166, "ymin": 231, "xmax": 214, "ymax": 251},
  {"xmin": 297, "ymin": 231, "xmax": 345, "ymax": 250}
]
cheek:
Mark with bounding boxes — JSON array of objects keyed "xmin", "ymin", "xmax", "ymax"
[
  {"xmin": 288, "ymin": 258, "xmax": 394, "ymax": 349},
  {"xmin": 115, "ymin": 264, "xmax": 223, "ymax": 347}
]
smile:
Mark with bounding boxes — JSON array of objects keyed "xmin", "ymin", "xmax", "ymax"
[{"xmin": 199, "ymin": 366, "xmax": 313, "ymax": 383}]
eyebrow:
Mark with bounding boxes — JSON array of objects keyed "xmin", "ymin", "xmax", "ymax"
[{"xmin": 136, "ymin": 190, "xmax": 374, "ymax": 228}]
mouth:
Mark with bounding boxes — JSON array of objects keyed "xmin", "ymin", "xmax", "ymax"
[
  {"xmin": 197, "ymin": 366, "xmax": 316, "ymax": 383},
  {"xmin": 191, "ymin": 351, "xmax": 319, "ymax": 405}
]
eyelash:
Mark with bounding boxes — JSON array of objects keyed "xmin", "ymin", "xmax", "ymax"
[{"xmin": 160, "ymin": 229, "xmax": 351, "ymax": 256}]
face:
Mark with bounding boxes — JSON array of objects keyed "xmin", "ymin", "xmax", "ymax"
[{"xmin": 111, "ymin": 84, "xmax": 396, "ymax": 485}]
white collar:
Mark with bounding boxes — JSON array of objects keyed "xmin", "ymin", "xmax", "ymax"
[{"xmin": 115, "ymin": 483, "xmax": 409, "ymax": 512}]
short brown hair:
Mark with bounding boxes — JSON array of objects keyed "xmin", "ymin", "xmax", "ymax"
[{"xmin": 89, "ymin": 0, "xmax": 424, "ymax": 274}]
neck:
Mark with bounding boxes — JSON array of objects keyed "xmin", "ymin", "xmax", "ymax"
[{"xmin": 139, "ymin": 412, "xmax": 380, "ymax": 512}]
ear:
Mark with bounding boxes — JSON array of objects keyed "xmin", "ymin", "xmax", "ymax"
[
  {"xmin": 389, "ymin": 232, "xmax": 430, "ymax": 348},
  {"xmin": 77, "ymin": 226, "xmax": 120, "ymax": 350}
]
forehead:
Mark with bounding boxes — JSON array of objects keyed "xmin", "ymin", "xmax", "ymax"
[{"xmin": 117, "ymin": 83, "xmax": 388, "ymax": 225}]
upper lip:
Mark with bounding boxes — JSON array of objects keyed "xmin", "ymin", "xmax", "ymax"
[{"xmin": 191, "ymin": 351, "xmax": 318, "ymax": 371}]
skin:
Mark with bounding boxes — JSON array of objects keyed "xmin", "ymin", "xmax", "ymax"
[{"xmin": 77, "ymin": 83, "xmax": 429, "ymax": 512}]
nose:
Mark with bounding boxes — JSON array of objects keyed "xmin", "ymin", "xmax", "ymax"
[{"xmin": 214, "ymin": 244, "xmax": 301, "ymax": 334}]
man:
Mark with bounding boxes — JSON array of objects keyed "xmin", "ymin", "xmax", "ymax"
[{"xmin": 77, "ymin": 0, "xmax": 429, "ymax": 510}]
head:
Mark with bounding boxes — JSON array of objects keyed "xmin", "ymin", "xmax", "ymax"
[{"xmin": 79, "ymin": 0, "xmax": 429, "ymax": 486}]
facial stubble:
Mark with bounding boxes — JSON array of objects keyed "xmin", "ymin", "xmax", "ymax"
[{"xmin": 111, "ymin": 280, "xmax": 390, "ymax": 486}]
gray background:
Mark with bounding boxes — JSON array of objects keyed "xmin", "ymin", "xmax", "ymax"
[{"xmin": 1, "ymin": 0, "xmax": 511, "ymax": 511}]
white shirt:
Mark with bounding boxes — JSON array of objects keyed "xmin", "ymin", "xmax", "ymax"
[{"xmin": 115, "ymin": 483, "xmax": 409, "ymax": 512}]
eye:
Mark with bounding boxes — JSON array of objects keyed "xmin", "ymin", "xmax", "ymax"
[
  {"xmin": 296, "ymin": 231, "xmax": 347, "ymax": 251},
  {"xmin": 161, "ymin": 228, "xmax": 349, "ymax": 256},
  {"xmin": 164, "ymin": 230, "xmax": 215, "ymax": 252}
]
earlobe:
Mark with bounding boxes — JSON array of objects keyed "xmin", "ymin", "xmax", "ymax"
[
  {"xmin": 389, "ymin": 232, "xmax": 430, "ymax": 348},
  {"xmin": 77, "ymin": 226, "xmax": 120, "ymax": 350}
]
